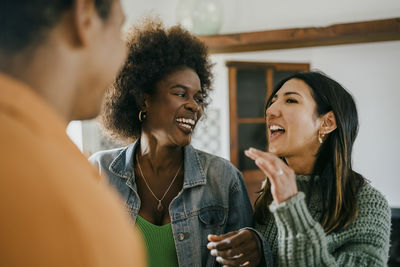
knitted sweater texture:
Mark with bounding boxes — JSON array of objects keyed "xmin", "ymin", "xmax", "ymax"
[{"xmin": 255, "ymin": 175, "xmax": 391, "ymax": 266}]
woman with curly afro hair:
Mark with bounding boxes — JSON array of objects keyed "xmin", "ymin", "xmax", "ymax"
[{"xmin": 89, "ymin": 19, "xmax": 258, "ymax": 266}]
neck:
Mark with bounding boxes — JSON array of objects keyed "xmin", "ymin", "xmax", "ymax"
[
  {"xmin": 138, "ymin": 133, "xmax": 183, "ymax": 172},
  {"xmin": 0, "ymin": 32, "xmax": 81, "ymax": 123},
  {"xmin": 285, "ymin": 155, "xmax": 316, "ymax": 175}
]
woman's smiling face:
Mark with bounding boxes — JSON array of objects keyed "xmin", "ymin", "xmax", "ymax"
[
  {"xmin": 142, "ymin": 67, "xmax": 204, "ymax": 147},
  {"xmin": 266, "ymin": 78, "xmax": 322, "ymax": 158}
]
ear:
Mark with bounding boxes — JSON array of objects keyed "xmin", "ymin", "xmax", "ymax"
[
  {"xmin": 319, "ymin": 111, "xmax": 337, "ymax": 134},
  {"xmin": 137, "ymin": 92, "xmax": 150, "ymax": 112},
  {"xmin": 71, "ymin": 0, "xmax": 99, "ymax": 47}
]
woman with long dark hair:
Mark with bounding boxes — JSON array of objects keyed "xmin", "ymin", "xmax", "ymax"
[{"xmin": 208, "ymin": 71, "xmax": 391, "ymax": 266}]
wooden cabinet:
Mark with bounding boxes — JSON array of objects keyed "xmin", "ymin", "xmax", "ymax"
[{"xmin": 227, "ymin": 61, "xmax": 310, "ymax": 206}]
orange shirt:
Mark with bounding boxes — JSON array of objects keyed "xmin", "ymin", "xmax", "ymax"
[{"xmin": 0, "ymin": 73, "xmax": 146, "ymax": 267}]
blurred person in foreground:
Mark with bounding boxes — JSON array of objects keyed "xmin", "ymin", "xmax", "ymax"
[
  {"xmin": 0, "ymin": 0, "xmax": 146, "ymax": 266},
  {"xmin": 208, "ymin": 71, "xmax": 391, "ymax": 266}
]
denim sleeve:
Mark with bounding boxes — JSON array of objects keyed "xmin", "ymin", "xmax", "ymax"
[
  {"xmin": 225, "ymin": 170, "xmax": 254, "ymax": 231},
  {"xmin": 227, "ymin": 170, "xmax": 273, "ymax": 266}
]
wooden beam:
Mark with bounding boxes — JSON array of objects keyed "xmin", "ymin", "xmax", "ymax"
[{"xmin": 197, "ymin": 18, "xmax": 400, "ymax": 53}]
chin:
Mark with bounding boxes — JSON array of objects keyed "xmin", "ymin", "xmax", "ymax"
[
  {"xmin": 180, "ymin": 138, "xmax": 191, "ymax": 147},
  {"xmin": 171, "ymin": 135, "xmax": 191, "ymax": 148},
  {"xmin": 268, "ymin": 147, "xmax": 285, "ymax": 157},
  {"xmin": 268, "ymin": 145, "xmax": 277, "ymax": 154}
]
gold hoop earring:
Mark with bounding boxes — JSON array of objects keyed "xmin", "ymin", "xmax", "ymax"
[
  {"xmin": 138, "ymin": 110, "xmax": 147, "ymax": 122},
  {"xmin": 318, "ymin": 131, "xmax": 325, "ymax": 144}
]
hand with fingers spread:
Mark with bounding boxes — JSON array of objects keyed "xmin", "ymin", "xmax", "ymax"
[
  {"xmin": 207, "ymin": 229, "xmax": 261, "ymax": 267},
  {"xmin": 245, "ymin": 147, "xmax": 298, "ymax": 204}
]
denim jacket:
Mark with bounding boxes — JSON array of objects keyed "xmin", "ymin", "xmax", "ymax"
[{"xmin": 89, "ymin": 141, "xmax": 255, "ymax": 266}]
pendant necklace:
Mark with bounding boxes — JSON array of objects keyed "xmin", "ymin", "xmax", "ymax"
[{"xmin": 136, "ymin": 153, "xmax": 182, "ymax": 212}]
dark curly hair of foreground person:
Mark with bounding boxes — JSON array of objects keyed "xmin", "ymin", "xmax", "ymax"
[{"xmin": 101, "ymin": 19, "xmax": 214, "ymax": 142}]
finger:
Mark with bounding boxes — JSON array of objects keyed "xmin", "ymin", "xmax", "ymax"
[
  {"xmin": 210, "ymin": 230, "xmax": 260, "ymax": 259},
  {"xmin": 255, "ymin": 153, "xmax": 287, "ymax": 177},
  {"xmin": 247, "ymin": 148, "xmax": 285, "ymax": 165},
  {"xmin": 244, "ymin": 147, "xmax": 268, "ymax": 161},
  {"xmin": 209, "ymin": 229, "xmax": 253, "ymax": 251},
  {"xmin": 211, "ymin": 248, "xmax": 243, "ymax": 259},
  {"xmin": 208, "ymin": 231, "xmax": 238, "ymax": 242},
  {"xmin": 207, "ymin": 232, "xmax": 239, "ymax": 250},
  {"xmin": 216, "ymin": 252, "xmax": 258, "ymax": 267},
  {"xmin": 246, "ymin": 150, "xmax": 280, "ymax": 186},
  {"xmin": 244, "ymin": 149, "xmax": 258, "ymax": 161},
  {"xmin": 246, "ymin": 149, "xmax": 285, "ymax": 175},
  {"xmin": 255, "ymin": 158, "xmax": 278, "ymax": 185},
  {"xmin": 210, "ymin": 242, "xmax": 256, "ymax": 260},
  {"xmin": 245, "ymin": 147, "xmax": 269, "ymax": 158},
  {"xmin": 216, "ymin": 255, "xmax": 246, "ymax": 266}
]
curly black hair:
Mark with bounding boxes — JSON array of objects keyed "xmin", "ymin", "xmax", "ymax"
[{"xmin": 101, "ymin": 19, "xmax": 214, "ymax": 142}]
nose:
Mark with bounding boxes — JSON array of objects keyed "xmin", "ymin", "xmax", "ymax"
[
  {"xmin": 266, "ymin": 101, "xmax": 280, "ymax": 118},
  {"xmin": 185, "ymin": 98, "xmax": 200, "ymax": 112}
]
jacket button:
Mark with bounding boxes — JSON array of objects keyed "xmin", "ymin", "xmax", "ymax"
[{"xmin": 177, "ymin": 233, "xmax": 186, "ymax": 241}]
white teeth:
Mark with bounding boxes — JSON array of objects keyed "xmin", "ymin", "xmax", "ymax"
[
  {"xmin": 176, "ymin": 118, "xmax": 195, "ymax": 126},
  {"xmin": 270, "ymin": 125, "xmax": 284, "ymax": 131},
  {"xmin": 180, "ymin": 123, "xmax": 191, "ymax": 129}
]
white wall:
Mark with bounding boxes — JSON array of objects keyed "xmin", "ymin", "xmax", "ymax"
[
  {"xmin": 220, "ymin": 0, "xmax": 400, "ymax": 33},
  {"xmin": 66, "ymin": 121, "xmax": 83, "ymax": 151},
  {"xmin": 121, "ymin": 0, "xmax": 400, "ymax": 33}
]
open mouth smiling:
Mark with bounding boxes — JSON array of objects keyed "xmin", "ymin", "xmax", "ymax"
[
  {"xmin": 176, "ymin": 117, "xmax": 196, "ymax": 132},
  {"xmin": 269, "ymin": 124, "xmax": 285, "ymax": 140}
]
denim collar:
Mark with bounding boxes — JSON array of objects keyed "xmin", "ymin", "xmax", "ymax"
[{"xmin": 108, "ymin": 140, "xmax": 206, "ymax": 188}]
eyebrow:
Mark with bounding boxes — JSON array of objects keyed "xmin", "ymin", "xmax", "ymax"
[
  {"xmin": 170, "ymin": 84, "xmax": 189, "ymax": 90},
  {"xmin": 170, "ymin": 84, "xmax": 205, "ymax": 96},
  {"xmin": 272, "ymin": 91, "xmax": 302, "ymax": 98}
]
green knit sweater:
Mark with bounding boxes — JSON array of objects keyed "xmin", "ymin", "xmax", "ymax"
[{"xmin": 255, "ymin": 175, "xmax": 391, "ymax": 266}]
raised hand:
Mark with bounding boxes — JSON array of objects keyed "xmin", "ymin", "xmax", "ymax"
[{"xmin": 245, "ymin": 148, "xmax": 298, "ymax": 204}]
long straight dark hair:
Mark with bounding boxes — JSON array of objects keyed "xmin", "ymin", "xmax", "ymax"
[{"xmin": 254, "ymin": 71, "xmax": 365, "ymax": 233}]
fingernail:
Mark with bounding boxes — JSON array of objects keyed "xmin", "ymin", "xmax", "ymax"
[
  {"xmin": 207, "ymin": 242, "xmax": 216, "ymax": 249},
  {"xmin": 210, "ymin": 249, "xmax": 218, "ymax": 256}
]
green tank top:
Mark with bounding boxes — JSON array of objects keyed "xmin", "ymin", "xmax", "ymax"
[{"xmin": 136, "ymin": 215, "xmax": 179, "ymax": 267}]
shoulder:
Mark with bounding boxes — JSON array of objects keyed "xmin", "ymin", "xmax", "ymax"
[
  {"xmin": 89, "ymin": 146, "xmax": 127, "ymax": 171},
  {"xmin": 194, "ymin": 148, "xmax": 242, "ymax": 177},
  {"xmin": 191, "ymin": 147, "xmax": 246, "ymax": 192},
  {"xmin": 357, "ymin": 182, "xmax": 390, "ymax": 213},
  {"xmin": 352, "ymin": 182, "xmax": 391, "ymax": 235}
]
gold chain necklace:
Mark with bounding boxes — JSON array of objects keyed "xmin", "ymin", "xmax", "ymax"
[{"xmin": 136, "ymin": 153, "xmax": 182, "ymax": 212}]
